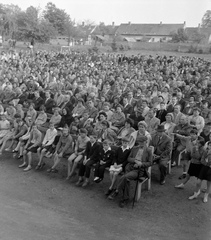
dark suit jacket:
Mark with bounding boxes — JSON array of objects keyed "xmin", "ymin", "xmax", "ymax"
[
  {"xmin": 123, "ymin": 104, "xmax": 133, "ymax": 117},
  {"xmin": 156, "ymin": 109, "xmax": 167, "ymax": 123},
  {"xmin": 150, "ymin": 133, "xmax": 172, "ymax": 161},
  {"xmin": 60, "ymin": 101, "xmax": 74, "ymax": 113},
  {"xmin": 44, "ymin": 98, "xmax": 56, "ymax": 114},
  {"xmin": 84, "ymin": 141, "xmax": 100, "ymax": 162},
  {"xmin": 33, "ymin": 97, "xmax": 44, "ymax": 111},
  {"xmin": 127, "ymin": 146, "xmax": 153, "ymax": 168},
  {"xmin": 18, "ymin": 93, "xmax": 28, "ymax": 105},
  {"xmin": 167, "ymin": 104, "xmax": 176, "ymax": 113},
  {"xmin": 177, "ymin": 99, "xmax": 186, "ymax": 112},
  {"xmin": 98, "ymin": 147, "xmax": 114, "ymax": 165}
]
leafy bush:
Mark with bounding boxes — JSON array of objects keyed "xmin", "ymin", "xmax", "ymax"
[
  {"xmin": 198, "ymin": 49, "xmax": 203, "ymax": 54},
  {"xmin": 188, "ymin": 45, "xmax": 197, "ymax": 53}
]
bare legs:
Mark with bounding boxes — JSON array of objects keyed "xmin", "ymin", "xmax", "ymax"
[{"xmin": 67, "ymin": 153, "xmax": 83, "ymax": 179}]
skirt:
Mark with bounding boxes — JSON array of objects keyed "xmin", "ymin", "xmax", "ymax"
[
  {"xmin": 187, "ymin": 163, "xmax": 202, "ymax": 178},
  {"xmin": 198, "ymin": 165, "xmax": 211, "ymax": 182},
  {"xmin": 109, "ymin": 165, "xmax": 123, "ymax": 174},
  {"xmin": 26, "ymin": 143, "xmax": 40, "ymax": 153}
]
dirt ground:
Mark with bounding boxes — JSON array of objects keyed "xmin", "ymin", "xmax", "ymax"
[{"xmin": 0, "ymin": 151, "xmax": 210, "ymax": 240}]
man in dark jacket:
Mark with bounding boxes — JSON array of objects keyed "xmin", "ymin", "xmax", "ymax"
[{"xmin": 108, "ymin": 136, "xmax": 153, "ymax": 207}]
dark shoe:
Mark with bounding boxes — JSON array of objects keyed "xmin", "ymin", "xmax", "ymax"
[
  {"xmin": 108, "ymin": 190, "xmax": 118, "ymax": 200},
  {"xmin": 119, "ymin": 200, "xmax": 126, "ymax": 208},
  {"xmin": 105, "ymin": 189, "xmax": 113, "ymax": 196},
  {"xmin": 178, "ymin": 173, "xmax": 186, "ymax": 180},
  {"xmin": 51, "ymin": 168, "xmax": 58, "ymax": 173},
  {"xmin": 95, "ymin": 178, "xmax": 103, "ymax": 183},
  {"xmin": 12, "ymin": 150, "xmax": 18, "ymax": 153},
  {"xmin": 160, "ymin": 180, "xmax": 166, "ymax": 185},
  {"xmin": 75, "ymin": 179, "xmax": 83, "ymax": 186},
  {"xmin": 119, "ymin": 199, "xmax": 129, "ymax": 208},
  {"xmin": 82, "ymin": 181, "xmax": 89, "ymax": 188},
  {"xmin": 17, "ymin": 155, "xmax": 23, "ymax": 159}
]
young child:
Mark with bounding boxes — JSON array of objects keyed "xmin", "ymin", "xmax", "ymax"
[
  {"xmin": 105, "ymin": 137, "xmax": 131, "ymax": 196},
  {"xmin": 67, "ymin": 128, "xmax": 90, "ymax": 179},
  {"xmin": 188, "ymin": 141, "xmax": 211, "ymax": 202},
  {"xmin": 93, "ymin": 140, "xmax": 114, "ymax": 183}
]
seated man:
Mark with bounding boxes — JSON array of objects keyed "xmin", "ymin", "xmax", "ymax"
[
  {"xmin": 145, "ymin": 108, "xmax": 160, "ymax": 135},
  {"xmin": 108, "ymin": 136, "xmax": 153, "ymax": 208},
  {"xmin": 19, "ymin": 124, "xmax": 42, "ymax": 171},
  {"xmin": 93, "ymin": 140, "xmax": 114, "ymax": 183},
  {"xmin": 36, "ymin": 123, "xmax": 58, "ymax": 170},
  {"xmin": 47, "ymin": 126, "xmax": 73, "ymax": 173},
  {"xmin": 76, "ymin": 133, "xmax": 100, "ymax": 187},
  {"xmin": 150, "ymin": 125, "xmax": 172, "ymax": 185}
]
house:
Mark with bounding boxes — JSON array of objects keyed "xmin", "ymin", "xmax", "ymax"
[
  {"xmin": 115, "ymin": 22, "xmax": 186, "ymax": 42},
  {"xmin": 186, "ymin": 25, "xmax": 211, "ymax": 44},
  {"xmin": 91, "ymin": 22, "xmax": 119, "ymax": 44}
]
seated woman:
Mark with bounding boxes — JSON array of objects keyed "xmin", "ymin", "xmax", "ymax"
[
  {"xmin": 47, "ymin": 126, "xmax": 73, "ymax": 173},
  {"xmin": 93, "ymin": 112, "xmax": 108, "ymax": 133},
  {"xmin": 5, "ymin": 118, "xmax": 28, "ymax": 152},
  {"xmin": 128, "ymin": 121, "xmax": 151, "ymax": 149},
  {"xmin": 58, "ymin": 107, "xmax": 72, "ymax": 128},
  {"xmin": 116, "ymin": 118, "xmax": 135, "ymax": 146},
  {"xmin": 97, "ymin": 120, "xmax": 117, "ymax": 144},
  {"xmin": 15, "ymin": 104, "xmax": 24, "ymax": 119},
  {"xmin": 5, "ymin": 105, "xmax": 16, "ymax": 124},
  {"xmin": 39, "ymin": 107, "xmax": 61, "ymax": 132},
  {"xmin": 110, "ymin": 105, "xmax": 125, "ymax": 131},
  {"xmin": 72, "ymin": 98, "xmax": 85, "ymax": 118},
  {"xmin": 13, "ymin": 118, "xmax": 33, "ymax": 159},
  {"xmin": 0, "ymin": 114, "xmax": 11, "ymax": 140},
  {"xmin": 25, "ymin": 103, "xmax": 37, "ymax": 126},
  {"xmin": 49, "ymin": 107, "xmax": 62, "ymax": 127},
  {"xmin": 67, "ymin": 128, "xmax": 90, "ymax": 179},
  {"xmin": 161, "ymin": 113, "xmax": 176, "ymax": 139},
  {"xmin": 35, "ymin": 105, "xmax": 48, "ymax": 126},
  {"xmin": 106, "ymin": 137, "xmax": 131, "ymax": 196},
  {"xmin": 0, "ymin": 104, "xmax": 4, "ymax": 115}
]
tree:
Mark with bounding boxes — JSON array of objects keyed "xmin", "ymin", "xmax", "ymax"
[
  {"xmin": 201, "ymin": 10, "xmax": 211, "ymax": 28},
  {"xmin": 191, "ymin": 30, "xmax": 206, "ymax": 43},
  {"xmin": 171, "ymin": 28, "xmax": 188, "ymax": 43},
  {"xmin": 43, "ymin": 2, "xmax": 72, "ymax": 35}
]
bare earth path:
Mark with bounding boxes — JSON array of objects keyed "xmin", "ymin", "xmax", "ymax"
[{"xmin": 0, "ymin": 152, "xmax": 210, "ymax": 240}]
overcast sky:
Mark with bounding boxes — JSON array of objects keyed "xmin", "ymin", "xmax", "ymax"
[{"xmin": 1, "ymin": 0, "xmax": 210, "ymax": 27}]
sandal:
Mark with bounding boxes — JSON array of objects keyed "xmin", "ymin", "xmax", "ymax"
[
  {"xmin": 51, "ymin": 168, "xmax": 58, "ymax": 173},
  {"xmin": 39, "ymin": 163, "xmax": 46, "ymax": 170},
  {"xmin": 35, "ymin": 165, "xmax": 41, "ymax": 170}
]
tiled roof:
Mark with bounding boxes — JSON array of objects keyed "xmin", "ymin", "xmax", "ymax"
[{"xmin": 116, "ymin": 23, "xmax": 184, "ymax": 36}]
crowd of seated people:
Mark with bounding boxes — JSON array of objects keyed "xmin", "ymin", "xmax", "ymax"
[{"xmin": 0, "ymin": 50, "xmax": 211, "ymax": 207}]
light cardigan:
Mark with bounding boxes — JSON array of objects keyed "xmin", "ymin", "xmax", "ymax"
[
  {"xmin": 128, "ymin": 130, "xmax": 151, "ymax": 149},
  {"xmin": 42, "ymin": 128, "xmax": 58, "ymax": 146},
  {"xmin": 35, "ymin": 112, "xmax": 47, "ymax": 125}
]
